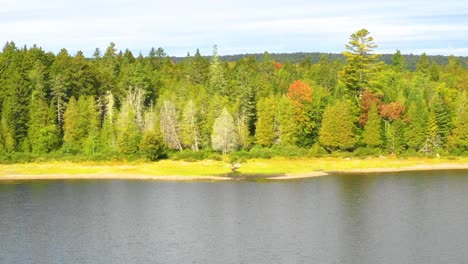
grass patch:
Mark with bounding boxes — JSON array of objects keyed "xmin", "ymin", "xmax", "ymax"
[{"xmin": 1, "ymin": 157, "xmax": 467, "ymax": 178}]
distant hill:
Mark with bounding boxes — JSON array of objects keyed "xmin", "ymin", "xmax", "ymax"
[{"xmin": 172, "ymin": 52, "xmax": 468, "ymax": 70}]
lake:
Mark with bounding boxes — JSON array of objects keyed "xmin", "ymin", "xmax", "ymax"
[{"xmin": 1, "ymin": 170, "xmax": 467, "ymax": 264}]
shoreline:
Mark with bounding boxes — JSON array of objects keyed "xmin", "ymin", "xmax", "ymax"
[{"xmin": 1, "ymin": 163, "xmax": 467, "ymax": 181}]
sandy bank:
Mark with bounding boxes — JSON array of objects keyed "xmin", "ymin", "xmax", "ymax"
[
  {"xmin": 1, "ymin": 163, "xmax": 467, "ymax": 182},
  {"xmin": 0, "ymin": 173, "xmax": 232, "ymax": 181}
]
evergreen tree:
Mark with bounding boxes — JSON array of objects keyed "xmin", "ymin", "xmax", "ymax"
[
  {"xmin": 341, "ymin": 29, "xmax": 382, "ymax": 98},
  {"xmin": 208, "ymin": 45, "xmax": 227, "ymax": 96},
  {"xmin": 404, "ymin": 101, "xmax": 429, "ymax": 151},
  {"xmin": 116, "ymin": 103, "xmax": 141, "ymax": 156},
  {"xmin": 99, "ymin": 91, "xmax": 117, "ymax": 154},
  {"xmin": 63, "ymin": 97, "xmax": 79, "ymax": 151},
  {"xmin": 319, "ymin": 100, "xmax": 356, "ymax": 151},
  {"xmin": 255, "ymin": 96, "xmax": 277, "ymax": 146},
  {"xmin": 362, "ymin": 103, "xmax": 382, "ymax": 147},
  {"xmin": 416, "ymin": 53, "xmax": 430, "ymax": 76},
  {"xmin": 277, "ymin": 97, "xmax": 298, "ymax": 145},
  {"xmin": 140, "ymin": 130, "xmax": 165, "ymax": 161},
  {"xmin": 1, "ymin": 98, "xmax": 16, "ymax": 153},
  {"xmin": 316, "ymin": 54, "xmax": 338, "ymax": 91},
  {"xmin": 80, "ymin": 96, "xmax": 100, "ymax": 155},
  {"xmin": 27, "ymin": 94, "xmax": 60, "ymax": 153},
  {"xmin": 425, "ymin": 110, "xmax": 440, "ymax": 154},
  {"xmin": 447, "ymin": 98, "xmax": 468, "ymax": 154},
  {"xmin": 392, "ymin": 50, "xmax": 407, "ymax": 72}
]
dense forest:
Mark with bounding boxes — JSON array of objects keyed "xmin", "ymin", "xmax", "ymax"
[{"xmin": 0, "ymin": 29, "xmax": 466, "ymax": 162}]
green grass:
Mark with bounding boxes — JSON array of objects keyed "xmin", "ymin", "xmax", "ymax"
[{"xmin": 1, "ymin": 157, "xmax": 467, "ymax": 178}]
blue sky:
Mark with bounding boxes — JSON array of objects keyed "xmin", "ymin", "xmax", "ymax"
[{"xmin": 1, "ymin": 0, "xmax": 468, "ymax": 56}]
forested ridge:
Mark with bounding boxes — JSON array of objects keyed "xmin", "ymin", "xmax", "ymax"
[{"xmin": 0, "ymin": 29, "xmax": 466, "ymax": 162}]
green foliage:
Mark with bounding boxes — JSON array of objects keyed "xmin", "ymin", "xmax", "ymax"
[
  {"xmin": 319, "ymin": 100, "xmax": 357, "ymax": 151},
  {"xmin": 0, "ymin": 32, "xmax": 467, "ymax": 161},
  {"xmin": 362, "ymin": 103, "xmax": 382, "ymax": 147},
  {"xmin": 341, "ymin": 29, "xmax": 382, "ymax": 97},
  {"xmin": 404, "ymin": 102, "xmax": 428, "ymax": 151},
  {"xmin": 447, "ymin": 100, "xmax": 468, "ymax": 154},
  {"xmin": 169, "ymin": 149, "xmax": 214, "ymax": 161},
  {"xmin": 116, "ymin": 103, "xmax": 141, "ymax": 156},
  {"xmin": 255, "ymin": 96, "xmax": 277, "ymax": 146},
  {"xmin": 140, "ymin": 131, "xmax": 165, "ymax": 161},
  {"xmin": 27, "ymin": 97, "xmax": 60, "ymax": 154},
  {"xmin": 277, "ymin": 97, "xmax": 298, "ymax": 145},
  {"xmin": 208, "ymin": 45, "xmax": 228, "ymax": 96}
]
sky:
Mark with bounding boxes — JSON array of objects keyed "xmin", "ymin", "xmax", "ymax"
[{"xmin": 1, "ymin": 0, "xmax": 468, "ymax": 57}]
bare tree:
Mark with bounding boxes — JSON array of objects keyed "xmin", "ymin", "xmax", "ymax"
[
  {"xmin": 211, "ymin": 108, "xmax": 238, "ymax": 154},
  {"xmin": 181, "ymin": 99, "xmax": 200, "ymax": 151},
  {"xmin": 160, "ymin": 99, "xmax": 183, "ymax": 151}
]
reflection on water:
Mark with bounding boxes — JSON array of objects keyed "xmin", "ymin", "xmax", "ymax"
[{"xmin": 0, "ymin": 170, "xmax": 467, "ymax": 264}]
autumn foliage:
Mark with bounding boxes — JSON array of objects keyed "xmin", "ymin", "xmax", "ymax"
[
  {"xmin": 287, "ymin": 80, "xmax": 312, "ymax": 107},
  {"xmin": 380, "ymin": 102, "xmax": 405, "ymax": 121},
  {"xmin": 359, "ymin": 90, "xmax": 382, "ymax": 125},
  {"xmin": 273, "ymin": 61, "xmax": 283, "ymax": 70}
]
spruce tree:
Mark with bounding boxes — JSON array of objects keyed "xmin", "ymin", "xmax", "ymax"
[
  {"xmin": 208, "ymin": 45, "xmax": 227, "ymax": 96},
  {"xmin": 362, "ymin": 103, "xmax": 382, "ymax": 147},
  {"xmin": 63, "ymin": 97, "xmax": 79, "ymax": 151},
  {"xmin": 277, "ymin": 97, "xmax": 298, "ymax": 146},
  {"xmin": 255, "ymin": 96, "xmax": 277, "ymax": 146},
  {"xmin": 447, "ymin": 100, "xmax": 468, "ymax": 154},
  {"xmin": 404, "ymin": 101, "xmax": 429, "ymax": 151},
  {"xmin": 319, "ymin": 100, "xmax": 357, "ymax": 151}
]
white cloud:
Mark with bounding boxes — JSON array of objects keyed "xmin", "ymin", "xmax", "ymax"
[{"xmin": 1, "ymin": 0, "xmax": 468, "ymax": 56}]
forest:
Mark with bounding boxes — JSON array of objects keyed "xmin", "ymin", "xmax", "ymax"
[{"xmin": 0, "ymin": 29, "xmax": 466, "ymax": 162}]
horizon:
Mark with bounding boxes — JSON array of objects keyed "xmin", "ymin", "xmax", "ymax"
[{"xmin": 2, "ymin": 0, "xmax": 468, "ymax": 57}]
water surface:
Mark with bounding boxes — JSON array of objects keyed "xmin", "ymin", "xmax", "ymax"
[{"xmin": 1, "ymin": 170, "xmax": 467, "ymax": 264}]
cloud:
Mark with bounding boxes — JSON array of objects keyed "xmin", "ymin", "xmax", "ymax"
[{"xmin": 1, "ymin": 0, "xmax": 468, "ymax": 56}]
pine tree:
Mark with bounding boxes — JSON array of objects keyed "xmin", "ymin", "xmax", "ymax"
[
  {"xmin": 341, "ymin": 29, "xmax": 382, "ymax": 98},
  {"xmin": 211, "ymin": 108, "xmax": 238, "ymax": 154}
]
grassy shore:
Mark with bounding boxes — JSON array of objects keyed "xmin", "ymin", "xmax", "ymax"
[{"xmin": 0, "ymin": 157, "xmax": 467, "ymax": 181}]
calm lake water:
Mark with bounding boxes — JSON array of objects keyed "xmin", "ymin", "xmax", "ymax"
[{"xmin": 1, "ymin": 170, "xmax": 467, "ymax": 264}]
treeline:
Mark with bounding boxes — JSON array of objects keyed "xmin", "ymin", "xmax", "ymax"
[
  {"xmin": 0, "ymin": 29, "xmax": 467, "ymax": 162},
  {"xmin": 176, "ymin": 52, "xmax": 468, "ymax": 71}
]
